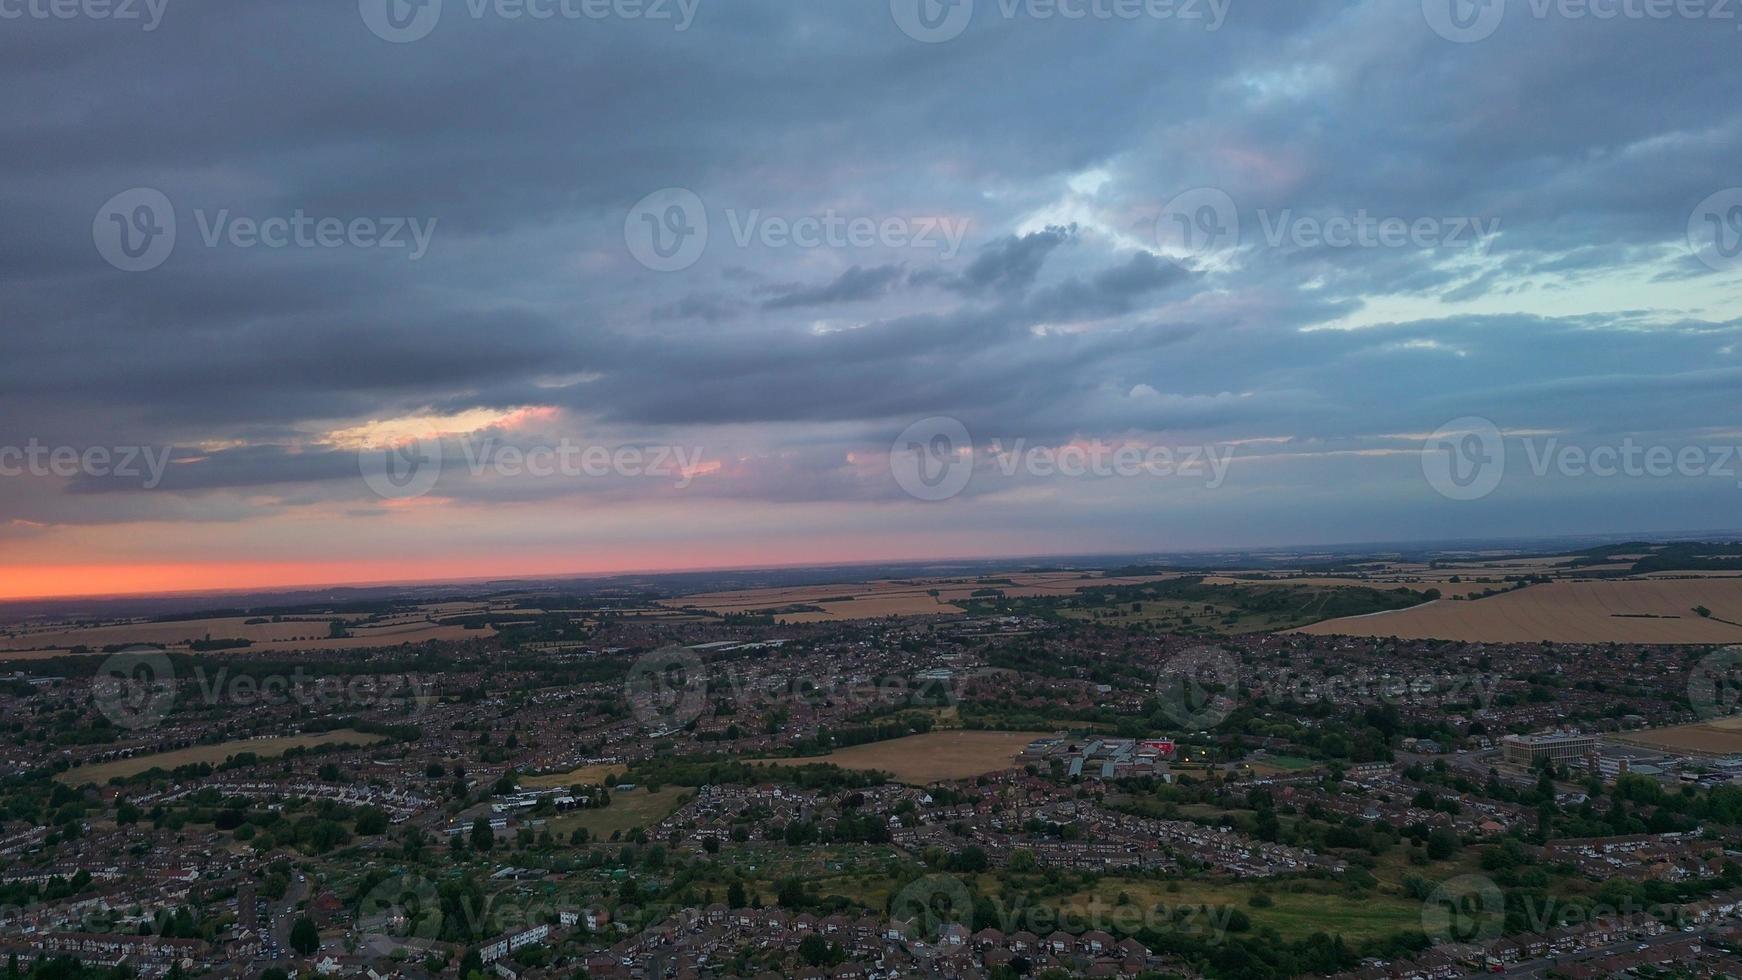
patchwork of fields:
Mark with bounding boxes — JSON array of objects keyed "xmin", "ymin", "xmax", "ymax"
[{"xmin": 661, "ymin": 571, "xmax": 1181, "ymax": 623}]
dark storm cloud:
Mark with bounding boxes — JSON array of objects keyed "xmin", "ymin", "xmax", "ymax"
[
  {"xmin": 944, "ymin": 226, "xmax": 1078, "ymax": 296},
  {"xmin": 758, "ymin": 264, "xmax": 909, "ymax": 310}
]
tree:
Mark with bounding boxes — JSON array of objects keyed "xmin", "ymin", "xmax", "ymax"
[
  {"xmin": 1426, "ymin": 826, "xmax": 1460, "ymax": 861},
  {"xmin": 471, "ymin": 817, "xmax": 494, "ymax": 852},
  {"xmin": 354, "ymin": 807, "xmax": 389, "ymax": 836},
  {"xmin": 289, "ymin": 916, "xmax": 320, "ymax": 956},
  {"xmin": 797, "ymin": 934, "xmax": 842, "ymax": 966},
  {"xmin": 727, "ymin": 880, "xmax": 747, "ymax": 908}
]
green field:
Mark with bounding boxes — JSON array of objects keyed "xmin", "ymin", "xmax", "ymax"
[
  {"xmin": 1060, "ymin": 878, "xmax": 1421, "ymax": 943},
  {"xmin": 548, "ymin": 786, "xmax": 688, "ymax": 839}
]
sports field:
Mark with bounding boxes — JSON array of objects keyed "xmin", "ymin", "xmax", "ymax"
[
  {"xmin": 798, "ymin": 730, "xmax": 1036, "ymax": 783},
  {"xmin": 1610, "ymin": 716, "xmax": 1742, "ymax": 757}
]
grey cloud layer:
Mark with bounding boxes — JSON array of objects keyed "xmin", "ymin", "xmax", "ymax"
[{"xmin": 2, "ymin": 0, "xmax": 1739, "ymax": 540}]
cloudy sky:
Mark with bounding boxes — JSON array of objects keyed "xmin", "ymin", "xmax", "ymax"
[{"xmin": 1, "ymin": 0, "xmax": 1739, "ymax": 599}]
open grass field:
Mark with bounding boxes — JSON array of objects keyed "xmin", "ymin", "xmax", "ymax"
[
  {"xmin": 547, "ymin": 786, "xmax": 688, "ymax": 838},
  {"xmin": 1293, "ymin": 578, "xmax": 1742, "ymax": 643},
  {"xmin": 1239, "ymin": 755, "xmax": 1320, "ymax": 776},
  {"xmin": 522, "ymin": 763, "xmax": 626, "ymax": 789},
  {"xmin": 57, "ymin": 729, "xmax": 387, "ymax": 785},
  {"xmin": 1054, "ymin": 878, "xmax": 1421, "ymax": 943},
  {"xmin": 1609, "ymin": 716, "xmax": 1742, "ymax": 757},
  {"xmin": 793, "ymin": 730, "xmax": 1037, "ymax": 783}
]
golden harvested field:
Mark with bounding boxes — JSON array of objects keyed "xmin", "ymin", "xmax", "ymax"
[
  {"xmin": 1611, "ymin": 717, "xmax": 1742, "ymax": 756},
  {"xmin": 793, "ymin": 730, "xmax": 1037, "ymax": 784},
  {"xmin": 1293, "ymin": 579, "xmax": 1742, "ymax": 643},
  {"xmin": 522, "ymin": 763, "xmax": 626, "ymax": 789},
  {"xmin": 57, "ymin": 730, "xmax": 387, "ymax": 785},
  {"xmin": 662, "ymin": 572, "xmax": 1181, "ymax": 623},
  {"xmin": 0, "ymin": 615, "xmax": 493, "ymax": 658}
]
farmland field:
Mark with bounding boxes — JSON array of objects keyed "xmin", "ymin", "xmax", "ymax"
[
  {"xmin": 793, "ymin": 730, "xmax": 1037, "ymax": 783},
  {"xmin": 1293, "ymin": 578, "xmax": 1742, "ymax": 643},
  {"xmin": 0, "ymin": 611, "xmax": 496, "ymax": 658},
  {"xmin": 1610, "ymin": 717, "xmax": 1742, "ymax": 757},
  {"xmin": 57, "ymin": 729, "xmax": 388, "ymax": 785}
]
